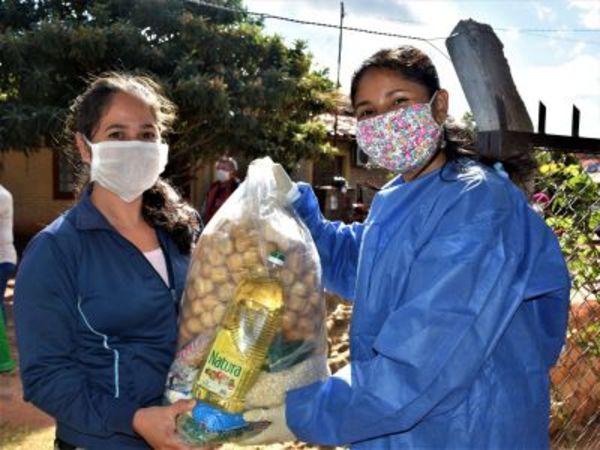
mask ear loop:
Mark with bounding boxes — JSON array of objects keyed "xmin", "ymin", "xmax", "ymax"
[
  {"xmin": 408, "ymin": 90, "xmax": 445, "ymax": 181},
  {"xmin": 428, "ymin": 90, "xmax": 439, "ymax": 108},
  {"xmin": 80, "ymin": 133, "xmax": 95, "ymax": 152}
]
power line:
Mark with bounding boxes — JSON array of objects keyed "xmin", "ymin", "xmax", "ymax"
[
  {"xmin": 185, "ymin": 1, "xmax": 600, "ymax": 53},
  {"xmin": 495, "ymin": 27, "xmax": 600, "ymax": 33},
  {"xmin": 186, "ymin": 0, "xmax": 452, "ymax": 59},
  {"xmin": 495, "ymin": 29, "xmax": 600, "ymax": 47}
]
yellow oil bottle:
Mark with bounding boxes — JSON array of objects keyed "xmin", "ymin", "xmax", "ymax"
[{"xmin": 192, "ymin": 251, "xmax": 285, "ymax": 413}]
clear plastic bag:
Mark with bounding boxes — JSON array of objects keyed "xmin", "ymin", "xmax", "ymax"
[{"xmin": 165, "ymin": 157, "xmax": 329, "ymax": 446}]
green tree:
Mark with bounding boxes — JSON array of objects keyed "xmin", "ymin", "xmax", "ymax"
[{"xmin": 0, "ymin": 0, "xmax": 335, "ymax": 182}]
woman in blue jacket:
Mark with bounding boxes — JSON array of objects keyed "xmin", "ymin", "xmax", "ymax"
[
  {"xmin": 242, "ymin": 47, "xmax": 571, "ymax": 449},
  {"xmin": 14, "ymin": 73, "xmax": 201, "ymax": 450}
]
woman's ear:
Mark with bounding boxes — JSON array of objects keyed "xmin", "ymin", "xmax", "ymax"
[
  {"xmin": 75, "ymin": 132, "xmax": 92, "ymax": 164},
  {"xmin": 432, "ymin": 89, "xmax": 449, "ymax": 125}
]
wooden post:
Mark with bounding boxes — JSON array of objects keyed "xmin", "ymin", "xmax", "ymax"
[{"xmin": 446, "ymin": 20, "xmax": 533, "ymax": 135}]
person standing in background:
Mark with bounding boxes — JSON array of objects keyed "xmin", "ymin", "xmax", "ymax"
[
  {"xmin": 201, "ymin": 156, "xmax": 240, "ymax": 224},
  {"xmin": 0, "ymin": 183, "xmax": 17, "ymax": 324}
]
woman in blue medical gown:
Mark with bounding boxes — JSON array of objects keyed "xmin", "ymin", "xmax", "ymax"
[{"xmin": 241, "ymin": 46, "xmax": 571, "ymax": 450}]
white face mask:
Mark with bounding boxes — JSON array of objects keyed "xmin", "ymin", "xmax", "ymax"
[
  {"xmin": 84, "ymin": 136, "xmax": 169, "ymax": 203},
  {"xmin": 215, "ymin": 169, "xmax": 231, "ymax": 182}
]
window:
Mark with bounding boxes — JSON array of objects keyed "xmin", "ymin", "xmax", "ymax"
[
  {"xmin": 53, "ymin": 149, "xmax": 77, "ymax": 199},
  {"xmin": 352, "ymin": 141, "xmax": 369, "ymax": 167}
]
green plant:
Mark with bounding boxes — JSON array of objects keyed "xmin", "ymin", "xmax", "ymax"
[{"xmin": 535, "ymin": 151, "xmax": 600, "ymax": 292}]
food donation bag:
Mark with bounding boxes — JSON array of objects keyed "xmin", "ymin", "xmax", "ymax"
[{"xmin": 165, "ymin": 157, "xmax": 329, "ymax": 445}]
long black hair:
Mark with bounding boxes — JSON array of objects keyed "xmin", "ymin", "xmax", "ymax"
[
  {"xmin": 350, "ymin": 46, "xmax": 537, "ymax": 190},
  {"xmin": 64, "ymin": 72, "xmax": 200, "ymax": 254}
]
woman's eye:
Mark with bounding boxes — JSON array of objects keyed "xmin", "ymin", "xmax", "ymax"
[
  {"xmin": 358, "ymin": 110, "xmax": 373, "ymax": 119},
  {"xmin": 141, "ymin": 132, "xmax": 157, "ymax": 141},
  {"xmin": 393, "ymin": 97, "xmax": 409, "ymax": 106},
  {"xmin": 108, "ymin": 132, "xmax": 124, "ymax": 140}
]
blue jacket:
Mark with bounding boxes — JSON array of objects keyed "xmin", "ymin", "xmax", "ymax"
[
  {"xmin": 286, "ymin": 160, "xmax": 570, "ymax": 449},
  {"xmin": 14, "ymin": 188, "xmax": 190, "ymax": 450}
]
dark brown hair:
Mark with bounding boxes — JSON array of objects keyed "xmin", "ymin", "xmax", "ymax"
[
  {"xmin": 350, "ymin": 46, "xmax": 536, "ymax": 191},
  {"xmin": 65, "ymin": 72, "xmax": 200, "ymax": 254}
]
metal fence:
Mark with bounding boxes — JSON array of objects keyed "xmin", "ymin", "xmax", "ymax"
[{"xmin": 534, "ymin": 151, "xmax": 600, "ymax": 449}]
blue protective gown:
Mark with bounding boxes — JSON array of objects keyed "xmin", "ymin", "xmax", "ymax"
[{"xmin": 285, "ymin": 159, "xmax": 570, "ymax": 449}]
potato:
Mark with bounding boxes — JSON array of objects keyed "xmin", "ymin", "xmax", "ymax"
[
  {"xmin": 286, "ymin": 250, "xmax": 304, "ymax": 273},
  {"xmin": 231, "ymin": 224, "xmax": 248, "ymax": 241},
  {"xmin": 204, "ymin": 293, "xmax": 220, "ymax": 307},
  {"xmin": 226, "ymin": 253, "xmax": 244, "ymax": 271},
  {"xmin": 186, "ymin": 317, "xmax": 203, "ymax": 334},
  {"xmin": 308, "ymin": 292, "xmax": 322, "ymax": 307},
  {"xmin": 290, "ymin": 281, "xmax": 308, "ymax": 297},
  {"xmin": 193, "ymin": 278, "xmax": 213, "ymax": 296},
  {"xmin": 207, "ymin": 249, "xmax": 226, "ymax": 266},
  {"xmin": 234, "ymin": 235, "xmax": 255, "ymax": 253},
  {"xmin": 216, "ymin": 283, "xmax": 234, "ymax": 302},
  {"xmin": 231, "ymin": 270, "xmax": 244, "ymax": 285},
  {"xmin": 201, "ymin": 311, "xmax": 215, "ymax": 328},
  {"xmin": 191, "ymin": 299, "xmax": 204, "ymax": 316},
  {"xmin": 242, "ymin": 248, "xmax": 261, "ymax": 266},
  {"xmin": 200, "ymin": 262, "xmax": 212, "ymax": 278},
  {"xmin": 212, "ymin": 303, "xmax": 226, "ymax": 324},
  {"xmin": 288, "ymin": 293, "xmax": 307, "ymax": 313},
  {"xmin": 280, "ymin": 269, "xmax": 295, "ymax": 287},
  {"xmin": 302, "ymin": 272, "xmax": 319, "ymax": 292},
  {"xmin": 221, "ymin": 238, "xmax": 234, "ymax": 255},
  {"xmin": 185, "ymin": 285, "xmax": 196, "ymax": 303},
  {"xmin": 188, "ymin": 261, "xmax": 202, "ymax": 280},
  {"xmin": 211, "ymin": 266, "xmax": 229, "ymax": 283}
]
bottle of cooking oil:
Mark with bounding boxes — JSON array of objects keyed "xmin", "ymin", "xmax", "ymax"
[{"xmin": 192, "ymin": 251, "xmax": 285, "ymax": 413}]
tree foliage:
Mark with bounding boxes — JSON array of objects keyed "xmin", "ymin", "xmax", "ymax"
[{"xmin": 0, "ymin": 0, "xmax": 336, "ymax": 175}]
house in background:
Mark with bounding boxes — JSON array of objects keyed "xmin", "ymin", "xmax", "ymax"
[
  {"xmin": 306, "ymin": 110, "xmax": 391, "ymax": 221},
  {"xmin": 0, "ymin": 147, "xmax": 217, "ymax": 253},
  {"xmin": 0, "ymin": 106, "xmax": 392, "ymax": 252},
  {"xmin": 0, "ymin": 148, "xmax": 75, "ymax": 253}
]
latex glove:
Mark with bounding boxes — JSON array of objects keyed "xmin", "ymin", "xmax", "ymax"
[
  {"xmin": 271, "ymin": 163, "xmax": 300, "ymax": 205},
  {"xmin": 239, "ymin": 404, "xmax": 296, "ymax": 446}
]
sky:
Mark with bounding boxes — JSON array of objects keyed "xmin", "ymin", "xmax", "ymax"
[{"xmin": 243, "ymin": 0, "xmax": 600, "ymax": 138}]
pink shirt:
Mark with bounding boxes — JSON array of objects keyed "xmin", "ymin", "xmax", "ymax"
[{"xmin": 143, "ymin": 247, "xmax": 169, "ymax": 287}]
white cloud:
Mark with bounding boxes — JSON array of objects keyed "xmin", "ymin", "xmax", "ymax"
[
  {"xmin": 515, "ymin": 53, "xmax": 600, "ymax": 137},
  {"xmin": 571, "ymin": 41, "xmax": 587, "ymax": 56},
  {"xmin": 569, "ymin": 0, "xmax": 600, "ymax": 28},
  {"xmin": 533, "ymin": 1, "xmax": 556, "ymax": 22},
  {"xmin": 503, "ymin": 27, "xmax": 521, "ymax": 42}
]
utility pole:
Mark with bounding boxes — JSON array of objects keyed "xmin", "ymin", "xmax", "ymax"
[{"xmin": 333, "ymin": 1, "xmax": 345, "ymax": 145}]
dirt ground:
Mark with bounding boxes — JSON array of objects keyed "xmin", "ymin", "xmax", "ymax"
[
  {"xmin": 1, "ymin": 281, "xmax": 55, "ymax": 449},
  {"xmin": 0, "ymin": 284, "xmax": 350, "ymax": 450}
]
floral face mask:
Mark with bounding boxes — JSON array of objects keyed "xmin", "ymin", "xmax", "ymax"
[{"xmin": 356, "ymin": 93, "xmax": 443, "ymax": 174}]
